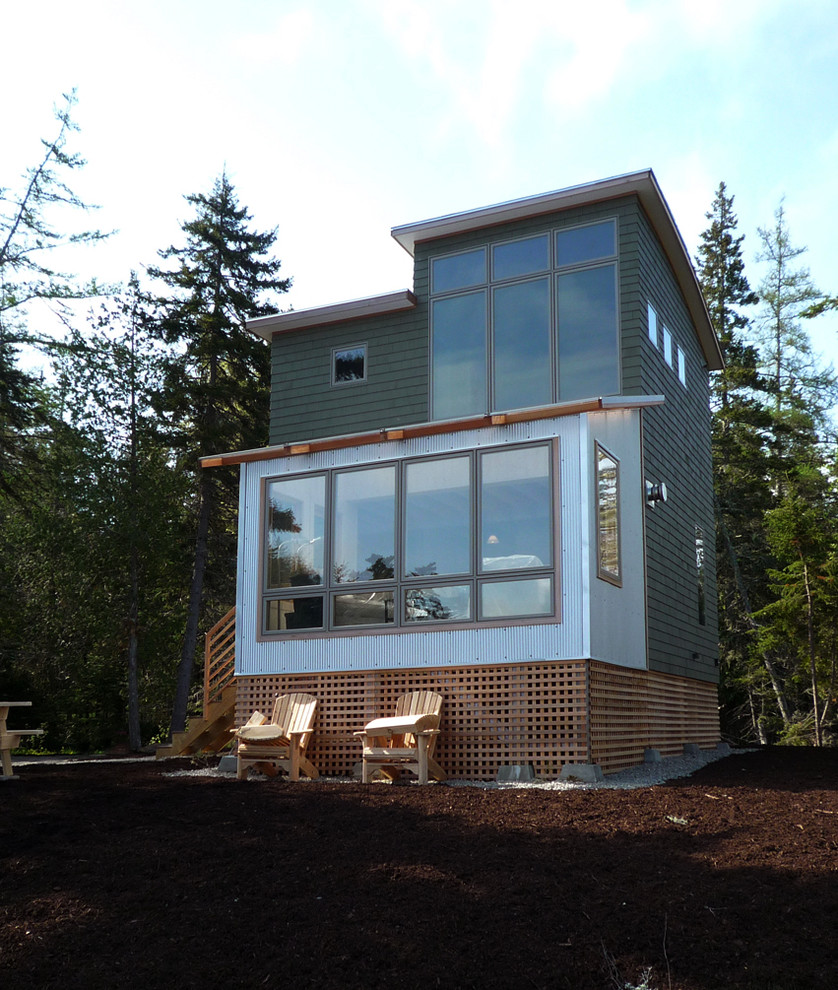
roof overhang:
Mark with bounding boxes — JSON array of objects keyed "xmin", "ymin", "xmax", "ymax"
[
  {"xmin": 247, "ymin": 289, "xmax": 416, "ymax": 341},
  {"xmin": 201, "ymin": 394, "xmax": 665, "ymax": 469},
  {"xmin": 245, "ymin": 170, "xmax": 721, "ymax": 370},
  {"xmin": 391, "ymin": 169, "xmax": 722, "ymax": 371}
]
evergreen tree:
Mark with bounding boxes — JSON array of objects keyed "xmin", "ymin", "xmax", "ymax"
[
  {"xmin": 0, "ymin": 91, "xmax": 108, "ymax": 497},
  {"xmin": 756, "ymin": 202, "xmax": 837, "ymax": 426},
  {"xmin": 147, "ymin": 172, "xmax": 290, "ymax": 735},
  {"xmin": 696, "ymin": 183, "xmax": 783, "ymax": 740}
]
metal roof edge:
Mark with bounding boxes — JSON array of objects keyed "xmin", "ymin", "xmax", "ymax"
[{"xmin": 246, "ymin": 289, "xmax": 417, "ymax": 340}]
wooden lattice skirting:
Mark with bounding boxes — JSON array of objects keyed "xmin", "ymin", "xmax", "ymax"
[{"xmin": 234, "ymin": 660, "xmax": 719, "ymax": 779}]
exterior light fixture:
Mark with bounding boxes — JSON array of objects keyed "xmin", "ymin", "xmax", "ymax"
[{"xmin": 645, "ymin": 480, "xmax": 668, "ymax": 507}]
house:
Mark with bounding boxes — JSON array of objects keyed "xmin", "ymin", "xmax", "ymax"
[{"xmin": 204, "ymin": 169, "xmax": 722, "ymax": 778}]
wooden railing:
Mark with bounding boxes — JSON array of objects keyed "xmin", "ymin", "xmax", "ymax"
[{"xmin": 204, "ymin": 607, "xmax": 236, "ymax": 710}]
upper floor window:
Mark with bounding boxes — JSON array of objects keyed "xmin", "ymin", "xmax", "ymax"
[
  {"xmin": 647, "ymin": 303, "xmax": 658, "ymax": 346},
  {"xmin": 332, "ymin": 344, "xmax": 367, "ymax": 385},
  {"xmin": 430, "ymin": 220, "xmax": 618, "ymax": 420}
]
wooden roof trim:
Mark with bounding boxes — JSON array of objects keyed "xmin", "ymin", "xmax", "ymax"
[{"xmin": 200, "ymin": 395, "xmax": 665, "ymax": 469}]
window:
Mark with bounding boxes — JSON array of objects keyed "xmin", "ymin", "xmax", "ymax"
[
  {"xmin": 431, "ymin": 220, "xmax": 618, "ymax": 419},
  {"xmin": 677, "ymin": 345, "xmax": 687, "ymax": 386},
  {"xmin": 647, "ymin": 302, "xmax": 658, "ymax": 346},
  {"xmin": 262, "ymin": 442, "xmax": 558, "ymax": 634},
  {"xmin": 662, "ymin": 326, "xmax": 673, "ymax": 367},
  {"xmin": 332, "ymin": 344, "xmax": 366, "ymax": 385},
  {"xmin": 595, "ymin": 443, "xmax": 621, "ymax": 585}
]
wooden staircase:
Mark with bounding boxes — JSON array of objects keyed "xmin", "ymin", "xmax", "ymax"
[{"xmin": 156, "ymin": 607, "xmax": 237, "ymax": 758}]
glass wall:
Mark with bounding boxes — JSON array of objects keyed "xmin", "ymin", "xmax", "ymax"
[
  {"xmin": 262, "ymin": 442, "xmax": 558, "ymax": 634},
  {"xmin": 431, "ymin": 219, "xmax": 619, "ymax": 419}
]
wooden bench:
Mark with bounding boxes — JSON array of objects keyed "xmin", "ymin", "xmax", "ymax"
[{"xmin": 1, "ymin": 702, "xmax": 44, "ymax": 780}]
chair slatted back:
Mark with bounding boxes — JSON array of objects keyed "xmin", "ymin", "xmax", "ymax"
[
  {"xmin": 392, "ymin": 691, "xmax": 442, "ymax": 750},
  {"xmin": 270, "ymin": 693, "xmax": 318, "ymax": 750}
]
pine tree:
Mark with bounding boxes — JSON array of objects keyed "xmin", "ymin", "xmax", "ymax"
[
  {"xmin": 756, "ymin": 202, "xmax": 837, "ymax": 425},
  {"xmin": 147, "ymin": 172, "xmax": 290, "ymax": 735},
  {"xmin": 696, "ymin": 183, "xmax": 783, "ymax": 740},
  {"xmin": 0, "ymin": 91, "xmax": 108, "ymax": 497}
]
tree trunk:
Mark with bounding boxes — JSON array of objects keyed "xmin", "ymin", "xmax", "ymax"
[
  {"xmin": 170, "ymin": 472, "xmax": 213, "ymax": 736},
  {"xmin": 799, "ymin": 556, "xmax": 823, "ymax": 747}
]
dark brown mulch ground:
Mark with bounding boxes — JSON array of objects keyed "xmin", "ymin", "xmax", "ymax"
[{"xmin": 1, "ymin": 749, "xmax": 836, "ymax": 990}]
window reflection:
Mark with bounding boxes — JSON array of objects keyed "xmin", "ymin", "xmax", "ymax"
[
  {"xmin": 264, "ymin": 597, "xmax": 324, "ymax": 631},
  {"xmin": 334, "ymin": 591, "xmax": 395, "ymax": 626},
  {"xmin": 481, "ymin": 446, "xmax": 552, "ymax": 570},
  {"xmin": 431, "ymin": 292, "xmax": 487, "ymax": 419},
  {"xmin": 405, "ymin": 585, "xmax": 471, "ymax": 622},
  {"xmin": 493, "ymin": 278, "xmax": 551, "ymax": 411},
  {"xmin": 333, "ymin": 466, "xmax": 396, "ymax": 583},
  {"xmin": 492, "ymin": 234, "xmax": 549, "ymax": 280},
  {"xmin": 266, "ymin": 475, "xmax": 325, "ymax": 588},
  {"xmin": 557, "ymin": 266, "xmax": 618, "ymax": 400},
  {"xmin": 404, "ymin": 456, "xmax": 470, "ymax": 577},
  {"xmin": 596, "ymin": 444, "xmax": 620, "ymax": 583},
  {"xmin": 432, "ymin": 248, "xmax": 486, "ymax": 293},
  {"xmin": 481, "ymin": 578, "xmax": 553, "ymax": 618},
  {"xmin": 555, "ymin": 220, "xmax": 615, "ymax": 266}
]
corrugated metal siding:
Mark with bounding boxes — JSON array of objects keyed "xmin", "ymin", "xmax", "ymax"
[
  {"xmin": 236, "ymin": 415, "xmax": 586, "ymax": 677},
  {"xmin": 585, "ymin": 409, "xmax": 648, "ymax": 669}
]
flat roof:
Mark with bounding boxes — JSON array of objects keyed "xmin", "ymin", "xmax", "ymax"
[
  {"xmin": 248, "ymin": 170, "xmax": 722, "ymax": 370},
  {"xmin": 202, "ymin": 395, "xmax": 666, "ymax": 468},
  {"xmin": 247, "ymin": 289, "xmax": 416, "ymax": 341}
]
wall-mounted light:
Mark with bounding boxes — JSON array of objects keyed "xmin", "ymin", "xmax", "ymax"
[{"xmin": 645, "ymin": 480, "xmax": 668, "ymax": 507}]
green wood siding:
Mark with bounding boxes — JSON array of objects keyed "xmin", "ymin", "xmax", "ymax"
[
  {"xmin": 269, "ymin": 306, "xmax": 428, "ymax": 444},
  {"xmin": 623, "ymin": 204, "xmax": 719, "ymax": 683}
]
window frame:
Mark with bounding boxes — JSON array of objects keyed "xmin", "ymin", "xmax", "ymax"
[
  {"xmin": 331, "ymin": 343, "xmax": 368, "ymax": 387},
  {"xmin": 595, "ymin": 441, "xmax": 622, "ymax": 587},
  {"xmin": 259, "ymin": 440, "xmax": 561, "ymax": 636},
  {"xmin": 429, "ymin": 219, "xmax": 620, "ymax": 419}
]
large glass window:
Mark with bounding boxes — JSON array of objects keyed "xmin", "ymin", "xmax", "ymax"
[
  {"xmin": 431, "ymin": 291, "xmax": 487, "ymax": 419},
  {"xmin": 557, "ymin": 265, "xmax": 619, "ymax": 400},
  {"xmin": 262, "ymin": 443, "xmax": 558, "ymax": 634},
  {"xmin": 493, "ymin": 278, "xmax": 552, "ymax": 411},
  {"xmin": 480, "ymin": 445, "xmax": 553, "ymax": 570},
  {"xmin": 266, "ymin": 475, "xmax": 326, "ymax": 589},
  {"xmin": 404, "ymin": 456, "xmax": 470, "ymax": 577},
  {"xmin": 430, "ymin": 219, "xmax": 619, "ymax": 418},
  {"xmin": 333, "ymin": 466, "xmax": 396, "ymax": 583}
]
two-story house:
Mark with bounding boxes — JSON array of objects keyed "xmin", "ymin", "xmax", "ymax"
[{"xmin": 204, "ymin": 169, "xmax": 722, "ymax": 778}]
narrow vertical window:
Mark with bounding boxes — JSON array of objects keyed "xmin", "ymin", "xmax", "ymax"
[
  {"xmin": 596, "ymin": 443, "xmax": 621, "ymax": 585},
  {"xmin": 696, "ymin": 526, "xmax": 706, "ymax": 625},
  {"xmin": 647, "ymin": 303, "xmax": 658, "ymax": 347},
  {"xmin": 677, "ymin": 346, "xmax": 687, "ymax": 386},
  {"xmin": 662, "ymin": 326, "xmax": 673, "ymax": 367}
]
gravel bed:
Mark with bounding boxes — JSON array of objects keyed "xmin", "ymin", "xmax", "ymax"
[{"xmin": 162, "ymin": 745, "xmax": 748, "ymax": 788}]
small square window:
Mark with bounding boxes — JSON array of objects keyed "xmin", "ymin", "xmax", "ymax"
[{"xmin": 332, "ymin": 344, "xmax": 366, "ymax": 385}]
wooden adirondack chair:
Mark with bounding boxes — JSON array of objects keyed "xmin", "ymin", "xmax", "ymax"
[
  {"xmin": 355, "ymin": 690, "xmax": 446, "ymax": 784},
  {"xmin": 233, "ymin": 693, "xmax": 319, "ymax": 781}
]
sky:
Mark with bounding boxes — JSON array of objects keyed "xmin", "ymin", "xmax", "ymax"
[{"xmin": 3, "ymin": 0, "xmax": 838, "ymax": 366}]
